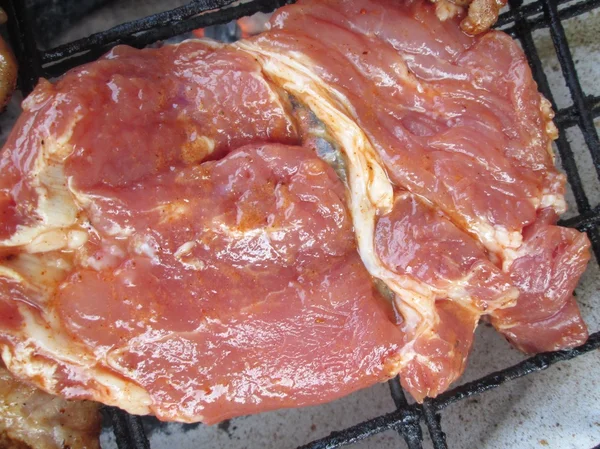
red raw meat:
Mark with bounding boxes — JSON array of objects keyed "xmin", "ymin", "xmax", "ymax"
[
  {"xmin": 257, "ymin": 0, "xmax": 565, "ymax": 255},
  {"xmin": 0, "ymin": 42, "xmax": 403, "ymax": 422},
  {"xmin": 57, "ymin": 143, "xmax": 404, "ymax": 422},
  {"xmin": 491, "ymin": 209, "xmax": 590, "ymax": 352},
  {"xmin": 246, "ymin": 0, "xmax": 589, "ymax": 357},
  {"xmin": 374, "ymin": 192, "xmax": 516, "ymax": 400},
  {"xmin": 0, "ymin": 0, "xmax": 590, "ymax": 423}
]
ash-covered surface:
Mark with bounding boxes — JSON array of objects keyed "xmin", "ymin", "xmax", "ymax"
[{"xmin": 1, "ymin": 2, "xmax": 598, "ymax": 449}]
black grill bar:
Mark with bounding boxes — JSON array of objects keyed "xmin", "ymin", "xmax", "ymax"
[
  {"xmin": 387, "ymin": 377, "xmax": 409, "ymax": 410},
  {"xmin": 508, "ymin": 0, "xmax": 590, "ymax": 210},
  {"xmin": 500, "ymin": 0, "xmax": 600, "ymax": 35},
  {"xmin": 1, "ymin": 0, "xmax": 41, "ymax": 94},
  {"xmin": 508, "ymin": 0, "xmax": 600, "ymax": 265},
  {"xmin": 432, "ymin": 331, "xmax": 600, "ymax": 410},
  {"xmin": 560, "ymin": 205, "xmax": 600, "ymax": 231},
  {"xmin": 300, "ymin": 332, "xmax": 600, "ymax": 449},
  {"xmin": 37, "ymin": 0, "xmax": 600, "ymax": 83},
  {"xmin": 41, "ymin": 0, "xmax": 293, "ymax": 79},
  {"xmin": 496, "ymin": 0, "xmax": 572, "ymax": 28},
  {"xmin": 104, "ymin": 407, "xmax": 151, "ymax": 449},
  {"xmin": 41, "ymin": 0, "xmax": 238, "ymax": 63},
  {"xmin": 543, "ymin": 0, "xmax": 600, "ymax": 181},
  {"xmin": 536, "ymin": 0, "xmax": 600, "ymax": 265},
  {"xmin": 297, "ymin": 407, "xmax": 421, "ymax": 449},
  {"xmin": 555, "ymin": 95, "xmax": 600, "ymax": 128},
  {"xmin": 423, "ymin": 401, "xmax": 447, "ymax": 449},
  {"xmin": 532, "ymin": 0, "xmax": 600, "ymax": 30},
  {"xmin": 387, "ymin": 377, "xmax": 424, "ymax": 449}
]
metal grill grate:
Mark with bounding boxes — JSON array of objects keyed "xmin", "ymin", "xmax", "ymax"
[{"xmin": 2, "ymin": 0, "xmax": 600, "ymax": 448}]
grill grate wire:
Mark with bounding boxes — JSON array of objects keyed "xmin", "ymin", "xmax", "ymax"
[{"xmin": 2, "ymin": 0, "xmax": 600, "ymax": 448}]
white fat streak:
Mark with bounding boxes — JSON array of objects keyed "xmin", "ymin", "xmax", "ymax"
[
  {"xmin": 236, "ymin": 41, "xmax": 439, "ymax": 369},
  {"xmin": 198, "ymin": 136, "xmax": 215, "ymax": 154},
  {"xmin": 235, "ymin": 44, "xmax": 394, "ymax": 214},
  {"xmin": 502, "ymin": 246, "xmax": 526, "ymax": 273},
  {"xmin": 1, "ymin": 308, "xmax": 153, "ymax": 415},
  {"xmin": 2, "ymin": 344, "xmax": 58, "ymax": 388},
  {"xmin": 540, "ymin": 174, "xmax": 568, "ymax": 215},
  {"xmin": 240, "ymin": 42, "xmax": 525, "ymax": 261},
  {"xmin": 540, "ymin": 193, "xmax": 567, "ymax": 214},
  {"xmin": 152, "ymin": 201, "xmax": 190, "ymax": 225},
  {"xmin": 471, "ymin": 221, "xmax": 522, "ymax": 255},
  {"xmin": 23, "ymin": 229, "xmax": 68, "ymax": 253},
  {"xmin": 131, "ymin": 234, "xmax": 159, "ymax": 263},
  {"xmin": 0, "ymin": 112, "xmax": 82, "ymax": 248},
  {"xmin": 0, "ymin": 84, "xmax": 157, "ymax": 419},
  {"xmin": 99, "ymin": 221, "xmax": 134, "ymax": 239},
  {"xmin": 0, "ymin": 265, "xmax": 151, "ymax": 411},
  {"xmin": 0, "ymin": 265, "xmax": 26, "ymax": 284},
  {"xmin": 446, "ymin": 267, "xmax": 519, "ymax": 309},
  {"xmin": 0, "ymin": 121, "xmax": 151, "ymax": 411},
  {"xmin": 174, "ymin": 241, "xmax": 197, "ymax": 259},
  {"xmin": 539, "ymin": 97, "xmax": 567, "ymax": 215},
  {"xmin": 84, "ymin": 256, "xmax": 110, "ymax": 272},
  {"xmin": 174, "ymin": 240, "xmax": 206, "ymax": 271},
  {"xmin": 0, "ymin": 254, "xmax": 71, "ymax": 301},
  {"xmin": 68, "ymin": 179, "xmax": 135, "ymax": 238},
  {"xmin": 67, "ymin": 230, "xmax": 88, "ymax": 249}
]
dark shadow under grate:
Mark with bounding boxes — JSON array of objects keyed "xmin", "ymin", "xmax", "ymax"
[{"xmin": 3, "ymin": 0, "xmax": 600, "ymax": 448}]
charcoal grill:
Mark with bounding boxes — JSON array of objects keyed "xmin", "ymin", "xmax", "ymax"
[{"xmin": 1, "ymin": 0, "xmax": 599, "ymax": 448}]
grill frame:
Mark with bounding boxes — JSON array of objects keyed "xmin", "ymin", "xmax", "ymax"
[{"xmin": 3, "ymin": 0, "xmax": 600, "ymax": 448}]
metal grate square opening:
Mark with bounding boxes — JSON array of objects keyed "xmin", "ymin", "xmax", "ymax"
[{"xmin": 2, "ymin": 0, "xmax": 599, "ymax": 448}]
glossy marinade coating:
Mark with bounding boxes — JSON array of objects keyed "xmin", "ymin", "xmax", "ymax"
[
  {"xmin": 0, "ymin": 0, "xmax": 591, "ymax": 423},
  {"xmin": 251, "ymin": 0, "xmax": 589, "ymax": 355},
  {"xmin": 0, "ymin": 40, "xmax": 404, "ymax": 422}
]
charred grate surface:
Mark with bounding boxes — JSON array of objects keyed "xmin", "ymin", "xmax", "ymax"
[
  {"xmin": 2, "ymin": 0, "xmax": 600, "ymax": 448},
  {"xmin": 6, "ymin": 0, "xmax": 295, "ymax": 91}
]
